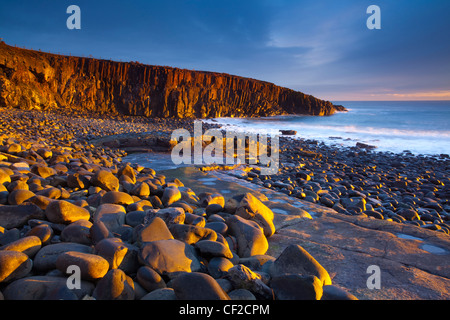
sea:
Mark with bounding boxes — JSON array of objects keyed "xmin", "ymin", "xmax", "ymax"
[{"xmin": 203, "ymin": 101, "xmax": 450, "ymax": 156}]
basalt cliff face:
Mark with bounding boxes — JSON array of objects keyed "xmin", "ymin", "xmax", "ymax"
[{"xmin": 0, "ymin": 42, "xmax": 343, "ymax": 118}]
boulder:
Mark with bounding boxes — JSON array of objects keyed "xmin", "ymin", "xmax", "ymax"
[
  {"xmin": 228, "ymin": 289, "xmax": 257, "ymax": 300},
  {"xmin": 138, "ymin": 239, "xmax": 201, "ymax": 276},
  {"xmin": 130, "ymin": 182, "xmax": 150, "ymax": 198},
  {"xmin": 56, "ymin": 251, "xmax": 110, "ymax": 281},
  {"xmin": 226, "ymin": 264, "xmax": 273, "ymax": 299},
  {"xmin": 94, "ymin": 237, "xmax": 139, "ymax": 273},
  {"xmin": 89, "ymin": 220, "xmax": 113, "ymax": 245},
  {"xmin": 44, "ymin": 200, "xmax": 90, "ymax": 224},
  {"xmin": 0, "ymin": 250, "xmax": 32, "ymax": 283},
  {"xmin": 36, "ymin": 187, "xmax": 61, "ymax": 200},
  {"xmin": 33, "ymin": 242, "xmax": 94, "ymax": 271},
  {"xmin": 0, "ymin": 235, "xmax": 42, "ymax": 257},
  {"xmin": 136, "ymin": 266, "xmax": 166, "ymax": 292},
  {"xmin": 194, "ymin": 240, "xmax": 233, "ymax": 259},
  {"xmin": 60, "ymin": 219, "xmax": 92, "ymax": 245},
  {"xmin": 207, "ymin": 257, "xmax": 234, "ymax": 279},
  {"xmin": 7, "ymin": 189, "xmax": 35, "ymax": 205},
  {"xmin": 204, "ymin": 221, "xmax": 228, "ymax": 235},
  {"xmin": 144, "ymin": 207, "xmax": 185, "ymax": 226},
  {"xmin": 0, "ymin": 203, "xmax": 45, "ymax": 229},
  {"xmin": 31, "ymin": 164, "xmax": 56, "ymax": 178},
  {"xmin": 127, "ymin": 199, "xmax": 153, "ymax": 212},
  {"xmin": 2, "ymin": 276, "xmax": 94, "ymax": 300},
  {"xmin": 91, "ymin": 169, "xmax": 119, "ymax": 191},
  {"xmin": 118, "ymin": 164, "xmax": 136, "ymax": 183},
  {"xmin": 135, "ymin": 217, "xmax": 174, "ymax": 244},
  {"xmin": 92, "ymin": 269, "xmax": 135, "ymax": 300},
  {"xmin": 226, "ymin": 215, "xmax": 268, "ymax": 257},
  {"xmin": 26, "ymin": 195, "xmax": 53, "ymax": 210},
  {"xmin": 235, "ymin": 193, "xmax": 275, "ymax": 237},
  {"xmin": 199, "ymin": 193, "xmax": 225, "ymax": 208},
  {"xmin": 67, "ymin": 173, "xmax": 88, "ymax": 189},
  {"xmin": 398, "ymin": 209, "xmax": 420, "ymax": 221},
  {"xmin": 269, "ymin": 244, "xmax": 332, "ymax": 286},
  {"xmin": 0, "ymin": 168, "xmax": 11, "ymax": 184},
  {"xmin": 322, "ymin": 285, "xmax": 358, "ymax": 300},
  {"xmin": 169, "ymin": 224, "xmax": 217, "ymax": 245},
  {"xmin": 26, "ymin": 224, "xmax": 53, "ymax": 245},
  {"xmin": 93, "ymin": 203, "xmax": 126, "ymax": 232},
  {"xmin": 270, "ymin": 274, "xmax": 323, "ymax": 300},
  {"xmin": 100, "ymin": 191, "xmax": 135, "ymax": 206},
  {"xmin": 171, "ymin": 272, "xmax": 230, "ymax": 300}
]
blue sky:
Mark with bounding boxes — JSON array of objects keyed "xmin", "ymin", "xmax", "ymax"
[{"xmin": 1, "ymin": 0, "xmax": 449, "ymax": 101}]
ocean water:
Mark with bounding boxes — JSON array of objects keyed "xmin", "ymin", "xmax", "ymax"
[{"xmin": 204, "ymin": 101, "xmax": 450, "ymax": 156}]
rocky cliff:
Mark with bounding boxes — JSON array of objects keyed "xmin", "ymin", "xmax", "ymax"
[{"xmin": 0, "ymin": 42, "xmax": 343, "ymax": 118}]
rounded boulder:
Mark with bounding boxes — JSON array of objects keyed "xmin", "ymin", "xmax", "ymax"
[{"xmin": 45, "ymin": 200, "xmax": 90, "ymax": 224}]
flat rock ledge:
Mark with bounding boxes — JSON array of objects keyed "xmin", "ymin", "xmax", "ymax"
[{"xmin": 269, "ymin": 208, "xmax": 450, "ymax": 300}]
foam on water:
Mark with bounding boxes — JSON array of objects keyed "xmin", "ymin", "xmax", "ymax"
[{"xmin": 205, "ymin": 101, "xmax": 450, "ymax": 156}]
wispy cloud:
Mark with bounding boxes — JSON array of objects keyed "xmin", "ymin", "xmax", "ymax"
[{"xmin": 0, "ymin": 0, "xmax": 449, "ymax": 101}]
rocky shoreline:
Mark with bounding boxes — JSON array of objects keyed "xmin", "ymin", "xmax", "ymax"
[{"xmin": 0, "ymin": 107, "xmax": 358, "ymax": 300}]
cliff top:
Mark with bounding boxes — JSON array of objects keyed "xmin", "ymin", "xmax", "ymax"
[{"xmin": 0, "ymin": 41, "xmax": 344, "ymax": 118}]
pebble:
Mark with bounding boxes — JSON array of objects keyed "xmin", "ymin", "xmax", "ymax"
[{"xmin": 0, "ymin": 203, "xmax": 45, "ymax": 229}]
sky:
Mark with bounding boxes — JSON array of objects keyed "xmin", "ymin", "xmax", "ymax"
[{"xmin": 0, "ymin": 0, "xmax": 449, "ymax": 101}]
